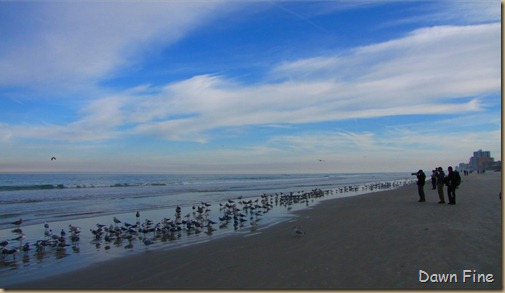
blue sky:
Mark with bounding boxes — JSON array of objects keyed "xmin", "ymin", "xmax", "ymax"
[{"xmin": 0, "ymin": 0, "xmax": 501, "ymax": 173}]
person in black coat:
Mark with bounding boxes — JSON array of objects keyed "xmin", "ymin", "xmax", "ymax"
[
  {"xmin": 413, "ymin": 169, "xmax": 426, "ymax": 202},
  {"xmin": 435, "ymin": 167, "xmax": 446, "ymax": 203},
  {"xmin": 431, "ymin": 170, "xmax": 437, "ymax": 190},
  {"xmin": 445, "ymin": 166, "xmax": 461, "ymax": 205}
]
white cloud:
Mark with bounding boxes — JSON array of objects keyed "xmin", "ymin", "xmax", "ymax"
[
  {"xmin": 4, "ymin": 21, "xmax": 499, "ymax": 145},
  {"xmin": 0, "ymin": 16, "xmax": 500, "ymax": 154},
  {"xmin": 256, "ymin": 126, "xmax": 501, "ymax": 171},
  {"xmin": 0, "ymin": 2, "xmax": 500, "ymax": 173},
  {"xmin": 430, "ymin": 0, "xmax": 500, "ymax": 24},
  {"xmin": 118, "ymin": 22, "xmax": 498, "ymax": 142},
  {"xmin": 0, "ymin": 2, "xmax": 231, "ymax": 89},
  {"xmin": 274, "ymin": 23, "xmax": 500, "ymax": 100}
]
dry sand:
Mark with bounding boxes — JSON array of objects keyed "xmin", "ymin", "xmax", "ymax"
[{"xmin": 12, "ymin": 172, "xmax": 502, "ymax": 290}]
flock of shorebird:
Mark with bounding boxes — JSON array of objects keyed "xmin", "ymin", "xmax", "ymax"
[{"xmin": 1, "ymin": 179, "xmax": 413, "ymax": 264}]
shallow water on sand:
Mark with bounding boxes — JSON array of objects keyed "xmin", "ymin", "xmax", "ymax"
[{"xmin": 0, "ymin": 172, "xmax": 413, "ymax": 287}]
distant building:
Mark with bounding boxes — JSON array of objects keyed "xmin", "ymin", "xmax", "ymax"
[
  {"xmin": 468, "ymin": 149, "xmax": 497, "ymax": 172},
  {"xmin": 457, "ymin": 162, "xmax": 469, "ymax": 171},
  {"xmin": 490, "ymin": 160, "xmax": 502, "ymax": 171}
]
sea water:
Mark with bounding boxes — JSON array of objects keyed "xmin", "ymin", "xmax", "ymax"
[{"xmin": 0, "ymin": 172, "xmax": 413, "ymax": 287}]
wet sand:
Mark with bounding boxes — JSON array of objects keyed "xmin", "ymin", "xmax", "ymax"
[{"xmin": 12, "ymin": 172, "xmax": 502, "ymax": 290}]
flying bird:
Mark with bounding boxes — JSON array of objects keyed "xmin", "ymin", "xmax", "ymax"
[{"xmin": 51, "ymin": 157, "xmax": 56, "ymax": 161}]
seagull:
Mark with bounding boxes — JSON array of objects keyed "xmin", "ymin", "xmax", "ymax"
[
  {"xmin": 44, "ymin": 229, "xmax": 53, "ymax": 238},
  {"xmin": 2, "ymin": 247, "xmax": 18, "ymax": 261},
  {"xmin": 11, "ymin": 228, "xmax": 23, "ymax": 234},
  {"xmin": 292, "ymin": 226, "xmax": 305, "ymax": 237},
  {"xmin": 11, "ymin": 218, "xmax": 23, "ymax": 226},
  {"xmin": 70, "ymin": 234, "xmax": 80, "ymax": 244},
  {"xmin": 51, "ymin": 157, "xmax": 56, "ymax": 161},
  {"xmin": 11, "ymin": 234, "xmax": 25, "ymax": 244},
  {"xmin": 143, "ymin": 238, "xmax": 153, "ymax": 247},
  {"xmin": 22, "ymin": 243, "xmax": 31, "ymax": 254},
  {"xmin": 250, "ymin": 221, "xmax": 258, "ymax": 232},
  {"xmin": 69, "ymin": 224, "xmax": 81, "ymax": 234},
  {"xmin": 113, "ymin": 216, "xmax": 121, "ymax": 225}
]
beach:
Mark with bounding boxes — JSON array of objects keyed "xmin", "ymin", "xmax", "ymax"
[{"xmin": 12, "ymin": 172, "xmax": 502, "ymax": 290}]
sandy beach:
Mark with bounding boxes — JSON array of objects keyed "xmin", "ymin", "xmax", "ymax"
[{"xmin": 12, "ymin": 172, "xmax": 502, "ymax": 290}]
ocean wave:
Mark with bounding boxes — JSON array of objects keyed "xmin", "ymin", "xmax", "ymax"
[
  {"xmin": 0, "ymin": 184, "xmax": 66, "ymax": 191},
  {"xmin": 0, "ymin": 182, "xmax": 169, "ymax": 192}
]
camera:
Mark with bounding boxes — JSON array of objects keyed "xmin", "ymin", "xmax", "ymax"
[{"xmin": 411, "ymin": 172, "xmax": 417, "ymax": 176}]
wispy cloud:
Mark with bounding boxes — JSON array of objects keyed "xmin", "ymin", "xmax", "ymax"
[
  {"xmin": 0, "ymin": 1, "xmax": 232, "ymax": 89},
  {"xmin": 426, "ymin": 0, "xmax": 500, "ymax": 24},
  {"xmin": 1, "ymin": 21, "xmax": 499, "ymax": 145},
  {"xmin": 109, "ymin": 23, "xmax": 501, "ymax": 142},
  {"xmin": 258, "ymin": 124, "xmax": 501, "ymax": 171},
  {"xmin": 0, "ymin": 1, "xmax": 500, "ymax": 173}
]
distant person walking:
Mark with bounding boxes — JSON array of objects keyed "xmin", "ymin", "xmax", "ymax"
[
  {"xmin": 414, "ymin": 169, "xmax": 426, "ymax": 202},
  {"xmin": 435, "ymin": 167, "xmax": 446, "ymax": 204},
  {"xmin": 445, "ymin": 166, "xmax": 461, "ymax": 205}
]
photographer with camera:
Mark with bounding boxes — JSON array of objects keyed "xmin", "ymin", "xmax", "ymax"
[
  {"xmin": 412, "ymin": 169, "xmax": 426, "ymax": 202},
  {"xmin": 431, "ymin": 170, "xmax": 437, "ymax": 190}
]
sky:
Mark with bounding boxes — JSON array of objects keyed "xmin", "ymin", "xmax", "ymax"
[{"xmin": 0, "ymin": 0, "xmax": 501, "ymax": 174}]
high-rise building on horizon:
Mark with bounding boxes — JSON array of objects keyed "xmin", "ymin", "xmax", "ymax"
[{"xmin": 468, "ymin": 149, "xmax": 495, "ymax": 171}]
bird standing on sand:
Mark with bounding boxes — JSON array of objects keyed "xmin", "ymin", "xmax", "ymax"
[
  {"xmin": 22, "ymin": 243, "xmax": 30, "ymax": 255},
  {"xmin": 135, "ymin": 211, "xmax": 141, "ymax": 224},
  {"xmin": 11, "ymin": 228, "xmax": 23, "ymax": 234},
  {"xmin": 143, "ymin": 238, "xmax": 153, "ymax": 248},
  {"xmin": 11, "ymin": 234, "xmax": 25, "ymax": 247},
  {"xmin": 11, "ymin": 219, "xmax": 23, "ymax": 226},
  {"xmin": 292, "ymin": 226, "xmax": 305, "ymax": 237},
  {"xmin": 113, "ymin": 217, "xmax": 121, "ymax": 226},
  {"xmin": 2, "ymin": 247, "xmax": 19, "ymax": 261}
]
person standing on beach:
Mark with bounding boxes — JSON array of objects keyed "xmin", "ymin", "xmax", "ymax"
[
  {"xmin": 414, "ymin": 169, "xmax": 426, "ymax": 202},
  {"xmin": 431, "ymin": 170, "xmax": 437, "ymax": 190},
  {"xmin": 445, "ymin": 166, "xmax": 461, "ymax": 205},
  {"xmin": 435, "ymin": 167, "xmax": 446, "ymax": 203}
]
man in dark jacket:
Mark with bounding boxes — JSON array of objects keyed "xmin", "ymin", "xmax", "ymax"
[
  {"xmin": 446, "ymin": 166, "xmax": 461, "ymax": 205},
  {"xmin": 431, "ymin": 170, "xmax": 437, "ymax": 190},
  {"xmin": 414, "ymin": 169, "xmax": 426, "ymax": 202},
  {"xmin": 435, "ymin": 167, "xmax": 446, "ymax": 203}
]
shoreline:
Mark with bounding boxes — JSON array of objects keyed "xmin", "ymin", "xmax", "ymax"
[
  {"xmin": 0, "ymin": 176, "xmax": 412, "ymax": 288},
  {"xmin": 11, "ymin": 172, "xmax": 502, "ymax": 289}
]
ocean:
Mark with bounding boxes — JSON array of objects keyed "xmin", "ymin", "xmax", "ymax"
[{"xmin": 0, "ymin": 172, "xmax": 414, "ymax": 287}]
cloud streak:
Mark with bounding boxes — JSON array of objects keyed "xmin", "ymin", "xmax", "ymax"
[
  {"xmin": 95, "ymin": 23, "xmax": 501, "ymax": 142},
  {"xmin": 0, "ymin": 2, "xmax": 500, "ymax": 173},
  {"xmin": 1, "ymin": 21, "xmax": 499, "ymax": 145},
  {"xmin": 0, "ymin": 1, "xmax": 231, "ymax": 89}
]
